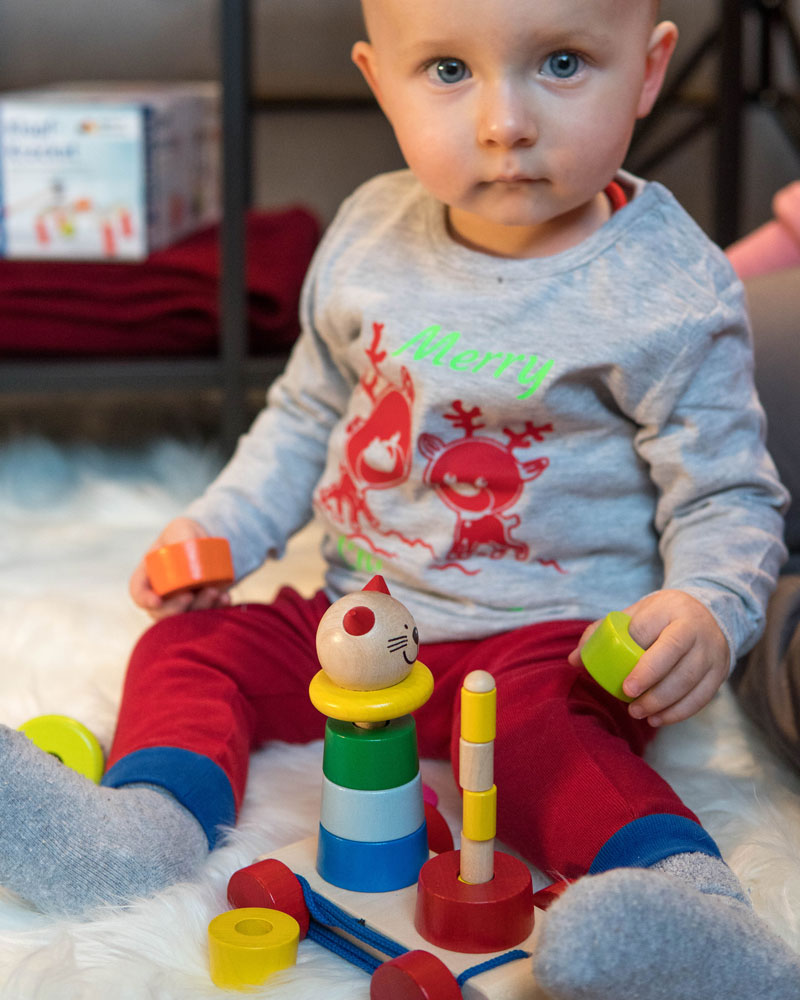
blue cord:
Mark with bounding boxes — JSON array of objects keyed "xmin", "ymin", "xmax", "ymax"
[
  {"xmin": 306, "ymin": 922, "xmax": 384, "ymax": 975},
  {"xmin": 295, "ymin": 873, "xmax": 408, "ymax": 968},
  {"xmin": 295, "ymin": 872, "xmax": 530, "ymax": 990},
  {"xmin": 457, "ymin": 949, "xmax": 531, "ymax": 987}
]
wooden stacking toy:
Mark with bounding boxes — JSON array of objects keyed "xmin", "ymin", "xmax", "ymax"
[
  {"xmin": 414, "ymin": 670, "xmax": 535, "ymax": 955},
  {"xmin": 217, "ymin": 579, "xmax": 566, "ymax": 998},
  {"xmin": 309, "ymin": 575, "xmax": 433, "ymax": 892}
]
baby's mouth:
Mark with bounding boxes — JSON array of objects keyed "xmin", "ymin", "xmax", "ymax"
[{"xmin": 494, "ymin": 174, "xmax": 535, "ymax": 183}]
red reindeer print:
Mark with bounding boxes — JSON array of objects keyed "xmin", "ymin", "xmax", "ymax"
[
  {"xmin": 419, "ymin": 401, "xmax": 552, "ymax": 563},
  {"xmin": 319, "ymin": 323, "xmax": 415, "ymax": 530}
]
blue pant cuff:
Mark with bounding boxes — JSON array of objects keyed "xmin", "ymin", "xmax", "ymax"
[
  {"xmin": 589, "ymin": 814, "xmax": 722, "ymax": 874},
  {"xmin": 102, "ymin": 746, "xmax": 236, "ymax": 849}
]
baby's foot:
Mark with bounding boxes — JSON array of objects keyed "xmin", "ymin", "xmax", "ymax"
[
  {"xmin": 0, "ymin": 724, "xmax": 208, "ymax": 915},
  {"xmin": 533, "ymin": 856, "xmax": 800, "ymax": 1000}
]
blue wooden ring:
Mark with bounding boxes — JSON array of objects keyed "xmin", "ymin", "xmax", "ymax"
[{"xmin": 316, "ymin": 821, "xmax": 428, "ymax": 892}]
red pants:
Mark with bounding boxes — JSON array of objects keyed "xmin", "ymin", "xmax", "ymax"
[{"xmin": 104, "ymin": 587, "xmax": 702, "ymax": 879}]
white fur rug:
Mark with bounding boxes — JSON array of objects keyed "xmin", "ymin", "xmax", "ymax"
[{"xmin": 1, "ymin": 436, "xmax": 800, "ymax": 1000}]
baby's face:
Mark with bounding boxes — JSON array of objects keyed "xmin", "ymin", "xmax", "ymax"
[{"xmin": 354, "ymin": 0, "xmax": 675, "ymax": 257}]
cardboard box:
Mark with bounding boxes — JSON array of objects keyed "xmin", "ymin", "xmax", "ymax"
[{"xmin": 0, "ymin": 82, "xmax": 220, "ymax": 260}]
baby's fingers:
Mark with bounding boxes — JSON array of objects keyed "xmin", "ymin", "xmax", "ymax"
[
  {"xmin": 186, "ymin": 586, "xmax": 232, "ymax": 612},
  {"xmin": 633, "ymin": 668, "xmax": 725, "ymax": 727},
  {"xmin": 621, "ymin": 620, "xmax": 689, "ymax": 700},
  {"xmin": 567, "ymin": 619, "xmax": 602, "ymax": 667},
  {"xmin": 146, "ymin": 591, "xmax": 197, "ymax": 620}
]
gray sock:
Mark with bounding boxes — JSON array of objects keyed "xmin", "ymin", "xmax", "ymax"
[
  {"xmin": 533, "ymin": 851, "xmax": 800, "ymax": 1000},
  {"xmin": 0, "ymin": 724, "xmax": 209, "ymax": 915}
]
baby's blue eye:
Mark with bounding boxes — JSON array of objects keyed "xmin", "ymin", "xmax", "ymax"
[
  {"xmin": 544, "ymin": 51, "xmax": 582, "ymax": 79},
  {"xmin": 432, "ymin": 58, "xmax": 469, "ymax": 84}
]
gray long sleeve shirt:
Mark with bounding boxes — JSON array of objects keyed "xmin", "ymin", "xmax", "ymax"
[{"xmin": 188, "ymin": 170, "xmax": 787, "ymax": 665}]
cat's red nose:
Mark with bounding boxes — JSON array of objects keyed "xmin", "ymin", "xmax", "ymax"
[{"xmin": 343, "ymin": 605, "xmax": 375, "ymax": 636}]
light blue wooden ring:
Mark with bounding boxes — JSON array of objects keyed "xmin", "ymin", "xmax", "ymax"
[{"xmin": 320, "ymin": 772, "xmax": 424, "ymax": 843}]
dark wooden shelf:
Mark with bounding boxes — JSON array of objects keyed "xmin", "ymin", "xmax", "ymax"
[{"xmin": 0, "ymin": 355, "xmax": 288, "ymax": 394}]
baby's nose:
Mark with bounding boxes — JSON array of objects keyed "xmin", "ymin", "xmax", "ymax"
[{"xmin": 478, "ymin": 79, "xmax": 537, "ymax": 149}]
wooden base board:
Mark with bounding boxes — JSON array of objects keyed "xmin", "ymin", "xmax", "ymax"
[{"xmin": 261, "ymin": 836, "xmax": 552, "ymax": 1000}]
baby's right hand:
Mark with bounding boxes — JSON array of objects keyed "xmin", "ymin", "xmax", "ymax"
[{"xmin": 129, "ymin": 517, "xmax": 233, "ymax": 619}]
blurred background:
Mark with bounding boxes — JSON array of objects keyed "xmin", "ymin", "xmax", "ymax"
[
  {"xmin": 1, "ymin": 0, "xmax": 797, "ymax": 231},
  {"xmin": 0, "ymin": 0, "xmax": 798, "ymax": 450}
]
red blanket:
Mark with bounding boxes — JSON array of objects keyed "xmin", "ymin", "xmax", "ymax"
[{"xmin": 0, "ymin": 207, "xmax": 321, "ymax": 357}]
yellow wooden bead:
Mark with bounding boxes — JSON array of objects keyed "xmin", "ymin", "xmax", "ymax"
[
  {"xmin": 308, "ymin": 660, "xmax": 433, "ymax": 722},
  {"xmin": 207, "ymin": 907, "xmax": 299, "ymax": 989},
  {"xmin": 461, "ymin": 685, "xmax": 496, "ymax": 744},
  {"xmin": 462, "ymin": 785, "xmax": 497, "ymax": 841},
  {"xmin": 18, "ymin": 714, "xmax": 105, "ymax": 783}
]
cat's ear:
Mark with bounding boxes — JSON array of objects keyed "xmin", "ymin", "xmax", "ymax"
[{"xmin": 362, "ymin": 575, "xmax": 391, "ymax": 595}]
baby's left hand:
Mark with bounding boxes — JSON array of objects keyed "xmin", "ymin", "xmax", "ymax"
[{"xmin": 568, "ymin": 590, "xmax": 730, "ymax": 727}]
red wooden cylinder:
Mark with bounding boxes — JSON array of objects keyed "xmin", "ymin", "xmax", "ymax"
[{"xmin": 414, "ymin": 849, "xmax": 534, "ymax": 954}]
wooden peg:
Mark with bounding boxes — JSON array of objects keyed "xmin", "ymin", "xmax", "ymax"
[{"xmin": 458, "ymin": 670, "xmax": 497, "ymax": 886}]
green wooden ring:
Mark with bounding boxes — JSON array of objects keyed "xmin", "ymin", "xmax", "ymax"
[
  {"xmin": 580, "ymin": 611, "xmax": 645, "ymax": 703},
  {"xmin": 323, "ymin": 715, "xmax": 419, "ymax": 790}
]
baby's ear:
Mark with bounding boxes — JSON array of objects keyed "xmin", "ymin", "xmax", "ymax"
[
  {"xmin": 352, "ymin": 41, "xmax": 383, "ymax": 107},
  {"xmin": 637, "ymin": 21, "xmax": 679, "ymax": 119}
]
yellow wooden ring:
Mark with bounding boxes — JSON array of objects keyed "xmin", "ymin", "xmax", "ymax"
[
  {"xmin": 309, "ymin": 660, "xmax": 434, "ymax": 722},
  {"xmin": 18, "ymin": 714, "xmax": 105, "ymax": 783},
  {"xmin": 208, "ymin": 907, "xmax": 299, "ymax": 989}
]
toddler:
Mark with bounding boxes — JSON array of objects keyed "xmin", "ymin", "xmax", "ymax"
[{"xmin": 2, "ymin": 0, "xmax": 798, "ymax": 997}]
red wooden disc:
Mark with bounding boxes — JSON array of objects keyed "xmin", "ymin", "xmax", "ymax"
[
  {"xmin": 370, "ymin": 950, "xmax": 462, "ymax": 1000},
  {"xmin": 227, "ymin": 859, "xmax": 310, "ymax": 939},
  {"xmin": 415, "ymin": 849, "xmax": 534, "ymax": 953}
]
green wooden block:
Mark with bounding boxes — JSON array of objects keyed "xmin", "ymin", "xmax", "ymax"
[{"xmin": 323, "ymin": 714, "xmax": 419, "ymax": 790}]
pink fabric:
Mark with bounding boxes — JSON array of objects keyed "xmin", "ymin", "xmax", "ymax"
[{"xmin": 727, "ymin": 181, "xmax": 800, "ymax": 279}]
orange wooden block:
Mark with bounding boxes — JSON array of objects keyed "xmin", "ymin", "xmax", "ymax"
[{"xmin": 145, "ymin": 537, "xmax": 234, "ymax": 597}]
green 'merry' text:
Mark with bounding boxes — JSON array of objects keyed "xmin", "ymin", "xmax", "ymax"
[{"xmin": 392, "ymin": 324, "xmax": 554, "ymax": 400}]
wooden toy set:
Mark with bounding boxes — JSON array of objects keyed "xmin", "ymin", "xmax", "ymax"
[
  {"xmin": 207, "ymin": 573, "xmax": 579, "ymax": 999},
  {"xmin": 15, "ymin": 537, "xmax": 646, "ymax": 998}
]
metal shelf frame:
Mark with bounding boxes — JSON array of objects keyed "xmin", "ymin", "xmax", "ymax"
[{"xmin": 628, "ymin": 0, "xmax": 800, "ymax": 246}]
